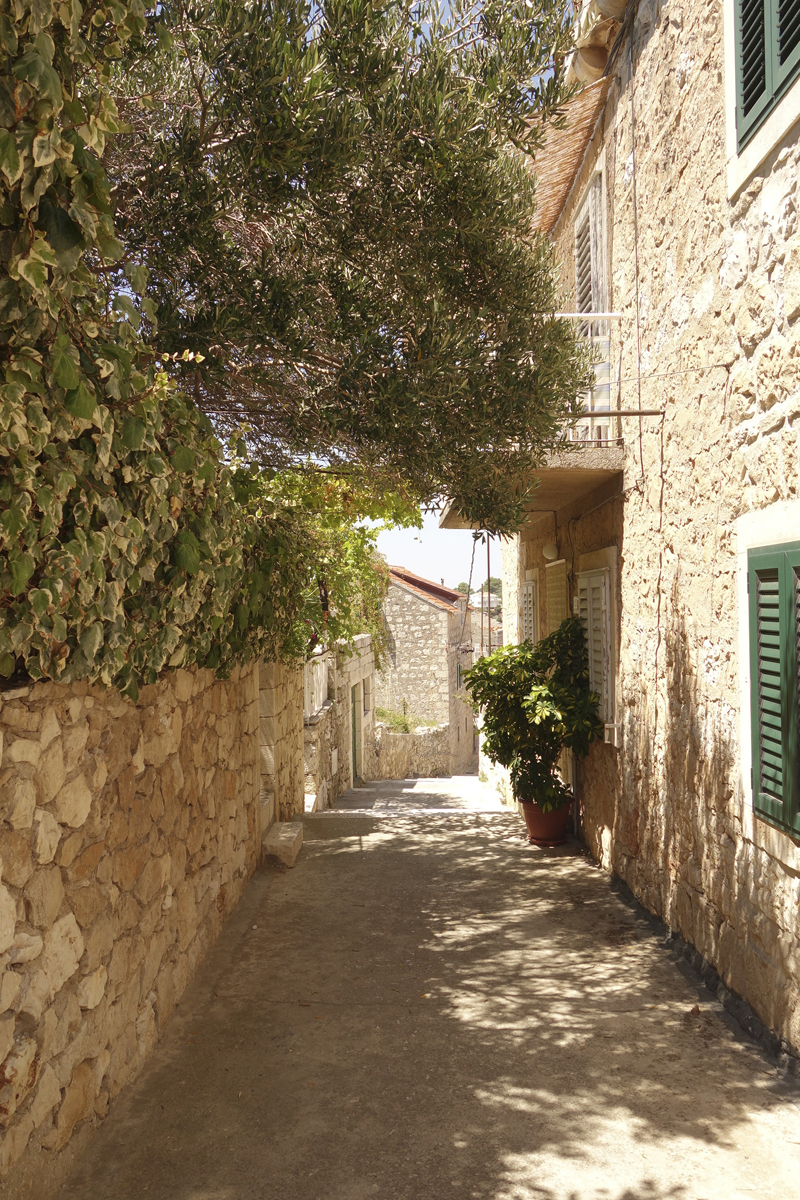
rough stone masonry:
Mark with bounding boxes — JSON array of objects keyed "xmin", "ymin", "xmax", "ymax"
[{"xmin": 0, "ymin": 662, "xmax": 264, "ymax": 1196}]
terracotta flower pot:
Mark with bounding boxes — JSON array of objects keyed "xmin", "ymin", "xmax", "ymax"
[{"xmin": 520, "ymin": 799, "xmax": 571, "ymax": 846}]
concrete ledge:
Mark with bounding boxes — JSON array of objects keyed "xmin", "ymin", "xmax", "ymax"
[{"xmin": 262, "ymin": 821, "xmax": 303, "ymax": 867}]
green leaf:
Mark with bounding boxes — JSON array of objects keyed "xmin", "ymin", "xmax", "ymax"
[
  {"xmin": 51, "ymin": 335, "xmax": 81, "ymax": 389},
  {"xmin": 80, "ymin": 623, "xmax": 103, "ymax": 663},
  {"xmin": 0, "ymin": 129, "xmax": 21, "ymax": 186},
  {"xmin": 37, "ymin": 199, "xmax": 84, "ymax": 253},
  {"xmin": 120, "ymin": 415, "xmax": 146, "ymax": 450},
  {"xmin": 32, "ymin": 131, "xmax": 57, "ymax": 167},
  {"xmin": 173, "ymin": 542, "xmax": 200, "ymax": 574},
  {"xmin": 128, "ymin": 264, "xmax": 149, "ymax": 295},
  {"xmin": 170, "ymin": 445, "xmax": 195, "ymax": 472},
  {"xmin": 12, "ymin": 49, "xmax": 62, "ymax": 108},
  {"xmin": 9, "ymin": 551, "xmax": 36, "ymax": 595},
  {"xmin": 64, "ymin": 381, "xmax": 97, "ymax": 420}
]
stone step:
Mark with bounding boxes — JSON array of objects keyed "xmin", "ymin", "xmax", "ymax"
[{"xmin": 262, "ymin": 821, "xmax": 303, "ymax": 868}]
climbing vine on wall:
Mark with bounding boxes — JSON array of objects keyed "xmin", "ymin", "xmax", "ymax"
[{"xmin": 0, "ymin": 0, "xmax": 397, "ymax": 696}]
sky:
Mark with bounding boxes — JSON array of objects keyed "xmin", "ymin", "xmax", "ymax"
[{"xmin": 375, "ymin": 509, "xmax": 499, "ymax": 592}]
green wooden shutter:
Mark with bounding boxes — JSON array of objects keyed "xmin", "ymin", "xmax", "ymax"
[
  {"xmin": 787, "ymin": 546, "xmax": 800, "ymax": 834},
  {"xmin": 736, "ymin": 0, "xmax": 800, "ymax": 150},
  {"xmin": 776, "ymin": 0, "xmax": 800, "ymax": 84},
  {"xmin": 748, "ymin": 544, "xmax": 800, "ymax": 834},
  {"xmin": 737, "ymin": 0, "xmax": 772, "ymax": 148}
]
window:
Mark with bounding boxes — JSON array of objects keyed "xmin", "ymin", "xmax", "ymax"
[
  {"xmin": 748, "ymin": 542, "xmax": 800, "ymax": 835},
  {"xmin": 363, "ymin": 674, "xmax": 371, "ymax": 714},
  {"xmin": 457, "ymin": 662, "xmax": 463, "ymax": 689},
  {"xmin": 735, "ymin": 0, "xmax": 800, "ymax": 149},
  {"xmin": 521, "ymin": 579, "xmax": 539, "ymax": 644},
  {"xmin": 572, "ymin": 175, "xmax": 611, "ymax": 444},
  {"xmin": 577, "ymin": 567, "xmax": 616, "ymax": 740},
  {"xmin": 545, "ymin": 560, "xmax": 568, "ymax": 635}
]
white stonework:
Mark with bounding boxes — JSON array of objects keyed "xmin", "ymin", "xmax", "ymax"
[
  {"xmin": 374, "ymin": 571, "xmax": 476, "ymax": 776},
  {"xmin": 500, "ymin": 0, "xmax": 800, "ymax": 1055}
]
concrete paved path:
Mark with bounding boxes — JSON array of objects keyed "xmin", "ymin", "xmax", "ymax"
[{"xmin": 61, "ymin": 778, "xmax": 800, "ymax": 1200}]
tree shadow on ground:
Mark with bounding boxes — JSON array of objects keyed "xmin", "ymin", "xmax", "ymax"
[{"xmin": 59, "ymin": 804, "xmax": 800, "ymax": 1200}]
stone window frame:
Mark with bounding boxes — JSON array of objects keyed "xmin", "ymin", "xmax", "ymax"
[
  {"xmin": 724, "ymin": 0, "xmax": 800, "ymax": 196},
  {"xmin": 736, "ymin": 500, "xmax": 800, "ymax": 863}
]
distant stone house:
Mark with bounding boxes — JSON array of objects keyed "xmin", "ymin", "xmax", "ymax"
[
  {"xmin": 374, "ymin": 567, "xmax": 476, "ymax": 774},
  {"xmin": 444, "ymin": 0, "xmax": 800, "ymax": 1056}
]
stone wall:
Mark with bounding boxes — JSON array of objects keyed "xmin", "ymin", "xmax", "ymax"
[
  {"xmin": 371, "ymin": 723, "xmax": 452, "ymax": 780},
  {"xmin": 445, "ymin": 607, "xmax": 477, "ymax": 774},
  {"xmin": 0, "ymin": 663, "xmax": 262, "ymax": 1195},
  {"xmin": 500, "ymin": 0, "xmax": 800, "ymax": 1053},
  {"xmin": 375, "ymin": 583, "xmax": 451, "ymax": 724},
  {"xmin": 375, "ymin": 585, "xmax": 476, "ymax": 776},
  {"xmin": 303, "ymin": 636, "xmax": 376, "ymax": 809},
  {"xmin": 259, "ymin": 662, "xmax": 304, "ymax": 823}
]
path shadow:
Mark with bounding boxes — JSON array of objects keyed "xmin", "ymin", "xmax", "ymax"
[{"xmin": 59, "ymin": 802, "xmax": 800, "ymax": 1200}]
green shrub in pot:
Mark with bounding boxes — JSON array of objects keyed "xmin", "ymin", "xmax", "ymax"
[{"xmin": 464, "ymin": 617, "xmax": 604, "ymax": 812}]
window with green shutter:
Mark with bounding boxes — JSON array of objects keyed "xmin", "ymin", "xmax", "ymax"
[
  {"xmin": 736, "ymin": 0, "xmax": 800, "ymax": 150},
  {"xmin": 748, "ymin": 542, "xmax": 800, "ymax": 835}
]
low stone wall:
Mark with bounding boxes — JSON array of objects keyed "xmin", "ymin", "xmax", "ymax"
[
  {"xmin": 259, "ymin": 662, "xmax": 304, "ymax": 823},
  {"xmin": 303, "ymin": 701, "xmax": 338, "ymax": 811},
  {"xmin": 371, "ymin": 723, "xmax": 452, "ymax": 779},
  {"xmin": 0, "ymin": 662, "xmax": 261, "ymax": 1196}
]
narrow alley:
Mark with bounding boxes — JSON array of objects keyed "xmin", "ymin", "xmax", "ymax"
[{"xmin": 59, "ymin": 779, "xmax": 800, "ymax": 1200}]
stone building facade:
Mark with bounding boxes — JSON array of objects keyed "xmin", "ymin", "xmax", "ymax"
[
  {"xmin": 446, "ymin": 0, "xmax": 800, "ymax": 1055},
  {"xmin": 374, "ymin": 568, "xmax": 476, "ymax": 775},
  {"xmin": 303, "ymin": 635, "xmax": 377, "ymax": 810},
  {"xmin": 0, "ymin": 659, "xmax": 304, "ymax": 1194}
]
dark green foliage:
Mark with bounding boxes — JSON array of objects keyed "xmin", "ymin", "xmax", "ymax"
[
  {"xmin": 464, "ymin": 618, "xmax": 603, "ymax": 811},
  {"xmin": 109, "ymin": 0, "xmax": 590, "ymax": 532}
]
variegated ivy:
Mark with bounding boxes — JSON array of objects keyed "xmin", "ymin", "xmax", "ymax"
[{"xmin": 0, "ymin": 0, "xmax": 320, "ymax": 697}]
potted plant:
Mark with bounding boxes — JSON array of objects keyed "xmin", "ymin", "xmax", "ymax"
[{"xmin": 464, "ymin": 617, "xmax": 603, "ymax": 845}]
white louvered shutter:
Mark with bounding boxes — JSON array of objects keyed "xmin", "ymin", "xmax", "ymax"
[
  {"xmin": 521, "ymin": 580, "xmax": 538, "ymax": 644},
  {"xmin": 577, "ymin": 569, "xmax": 612, "ymax": 724}
]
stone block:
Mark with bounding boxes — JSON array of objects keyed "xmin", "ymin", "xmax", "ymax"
[
  {"xmin": 112, "ymin": 842, "xmax": 150, "ymax": 892},
  {"xmin": 262, "ymin": 821, "xmax": 303, "ymax": 868},
  {"xmin": 0, "ymin": 887, "xmax": 16, "ymax": 957},
  {"xmin": 0, "ymin": 1036, "xmax": 38, "ymax": 1126},
  {"xmin": 0, "ymin": 971, "xmax": 21, "ymax": 1014},
  {"xmin": 8, "ymin": 933, "xmax": 43, "ymax": 966},
  {"xmin": 62, "ymin": 721, "xmax": 89, "ymax": 772},
  {"xmin": 29, "ymin": 1064, "xmax": 61, "ymax": 1129},
  {"xmin": 25, "ymin": 866, "xmax": 65, "ymax": 929},
  {"xmin": 0, "ymin": 1013, "xmax": 15, "ymax": 1065},
  {"xmin": 36, "ymin": 739, "xmax": 65, "ymax": 805},
  {"xmin": 53, "ymin": 775, "xmax": 93, "ymax": 829},
  {"xmin": 3, "ymin": 775, "xmax": 36, "ymax": 831},
  {"xmin": 32, "ymin": 809, "xmax": 61, "ymax": 866},
  {"xmin": 67, "ymin": 841, "xmax": 106, "ymax": 884},
  {"xmin": 76, "ymin": 966, "xmax": 107, "ymax": 1010},
  {"xmin": 6, "ymin": 739, "xmax": 40, "ymax": 767},
  {"xmin": 1, "ymin": 831, "xmax": 34, "ymax": 889},
  {"xmin": 17, "ymin": 914, "xmax": 83, "ymax": 1019},
  {"xmin": 39, "ymin": 710, "xmax": 60, "ymax": 751},
  {"xmin": 68, "ymin": 882, "xmax": 108, "ymax": 930},
  {"xmin": 44, "ymin": 1060, "xmax": 97, "ymax": 1151}
]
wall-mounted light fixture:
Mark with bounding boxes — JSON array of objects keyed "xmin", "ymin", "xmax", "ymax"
[{"xmin": 542, "ymin": 543, "xmax": 559, "ymax": 561}]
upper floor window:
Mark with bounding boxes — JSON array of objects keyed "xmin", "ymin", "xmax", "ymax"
[
  {"xmin": 572, "ymin": 174, "xmax": 612, "ymax": 444},
  {"xmin": 574, "ymin": 174, "xmax": 606, "ymax": 326},
  {"xmin": 748, "ymin": 542, "xmax": 800, "ymax": 835},
  {"xmin": 735, "ymin": 0, "xmax": 800, "ymax": 150}
]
